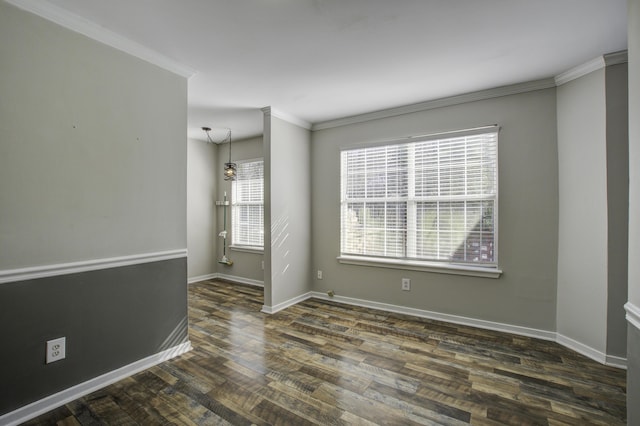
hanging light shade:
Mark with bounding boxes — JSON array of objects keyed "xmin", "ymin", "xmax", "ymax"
[
  {"xmin": 224, "ymin": 161, "xmax": 237, "ymax": 180},
  {"xmin": 202, "ymin": 126, "xmax": 236, "ymax": 181},
  {"xmin": 223, "ymin": 129, "xmax": 236, "ymax": 181}
]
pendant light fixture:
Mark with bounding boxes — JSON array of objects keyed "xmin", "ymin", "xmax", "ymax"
[
  {"xmin": 223, "ymin": 129, "xmax": 236, "ymax": 181},
  {"xmin": 202, "ymin": 126, "xmax": 236, "ymax": 181}
]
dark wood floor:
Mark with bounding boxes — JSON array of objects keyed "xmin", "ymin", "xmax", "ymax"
[{"xmin": 25, "ymin": 280, "xmax": 626, "ymax": 425}]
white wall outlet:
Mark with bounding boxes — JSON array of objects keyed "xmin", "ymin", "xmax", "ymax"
[
  {"xmin": 317, "ymin": 270, "xmax": 323, "ymax": 280},
  {"xmin": 46, "ymin": 337, "xmax": 66, "ymax": 364},
  {"xmin": 402, "ymin": 278, "xmax": 411, "ymax": 291}
]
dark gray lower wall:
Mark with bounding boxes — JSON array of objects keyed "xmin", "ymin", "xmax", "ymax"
[
  {"xmin": 0, "ymin": 257, "xmax": 188, "ymax": 415},
  {"xmin": 629, "ymin": 324, "xmax": 640, "ymax": 424}
]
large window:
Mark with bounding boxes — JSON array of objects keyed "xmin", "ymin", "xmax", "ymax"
[
  {"xmin": 232, "ymin": 159, "xmax": 264, "ymax": 249},
  {"xmin": 340, "ymin": 127, "xmax": 498, "ymax": 267}
]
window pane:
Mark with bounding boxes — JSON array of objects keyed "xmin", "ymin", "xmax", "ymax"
[
  {"xmin": 232, "ymin": 160, "xmax": 264, "ymax": 247},
  {"xmin": 341, "ymin": 202, "xmax": 406, "ymax": 257},
  {"xmin": 341, "ymin": 130, "xmax": 498, "ymax": 266}
]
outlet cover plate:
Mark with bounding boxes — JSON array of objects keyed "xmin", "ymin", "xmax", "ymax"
[
  {"xmin": 46, "ymin": 337, "xmax": 66, "ymax": 364},
  {"xmin": 402, "ymin": 278, "xmax": 411, "ymax": 291}
]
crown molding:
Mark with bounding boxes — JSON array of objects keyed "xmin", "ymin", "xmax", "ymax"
[
  {"xmin": 555, "ymin": 56, "xmax": 605, "ymax": 86},
  {"xmin": 604, "ymin": 50, "xmax": 628, "ymax": 66},
  {"xmin": 312, "ymin": 78, "xmax": 556, "ymax": 131},
  {"xmin": 5, "ymin": 0, "xmax": 196, "ymax": 78},
  {"xmin": 555, "ymin": 50, "xmax": 628, "ymax": 86},
  {"xmin": 262, "ymin": 106, "xmax": 311, "ymax": 130}
]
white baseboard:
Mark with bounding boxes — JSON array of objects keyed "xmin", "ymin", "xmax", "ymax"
[
  {"xmin": 216, "ymin": 273, "xmax": 264, "ymax": 288},
  {"xmin": 188, "ymin": 273, "xmax": 264, "ymax": 287},
  {"xmin": 262, "ymin": 292, "xmax": 313, "ymax": 314},
  {"xmin": 0, "ymin": 341, "xmax": 192, "ymax": 426},
  {"xmin": 606, "ymin": 354, "xmax": 628, "ymax": 370},
  {"xmin": 0, "ymin": 249, "xmax": 188, "ymax": 285},
  {"xmin": 308, "ymin": 292, "xmax": 627, "ymax": 368},
  {"xmin": 309, "ymin": 292, "xmax": 557, "ymax": 342},
  {"xmin": 191, "ymin": 279, "xmax": 628, "ymax": 369},
  {"xmin": 187, "ymin": 273, "xmax": 218, "ymax": 284},
  {"xmin": 555, "ymin": 334, "xmax": 608, "ymax": 366}
]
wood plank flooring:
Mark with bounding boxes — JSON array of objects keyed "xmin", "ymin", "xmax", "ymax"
[{"xmin": 24, "ymin": 280, "xmax": 626, "ymax": 425}]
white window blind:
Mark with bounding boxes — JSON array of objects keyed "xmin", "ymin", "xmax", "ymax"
[
  {"xmin": 232, "ymin": 159, "xmax": 264, "ymax": 248},
  {"xmin": 341, "ymin": 128, "xmax": 498, "ymax": 266}
]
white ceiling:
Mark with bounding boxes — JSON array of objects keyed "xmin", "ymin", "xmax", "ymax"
[{"xmin": 32, "ymin": 0, "xmax": 628, "ymax": 141}]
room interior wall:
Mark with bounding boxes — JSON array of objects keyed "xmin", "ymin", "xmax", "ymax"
[
  {"xmin": 0, "ymin": 5, "xmax": 186, "ymax": 270},
  {"xmin": 556, "ymin": 68, "xmax": 608, "ymax": 355},
  {"xmin": 187, "ymin": 137, "xmax": 218, "ymax": 280},
  {"xmin": 0, "ymin": 1, "xmax": 188, "ymax": 417},
  {"xmin": 627, "ymin": 0, "xmax": 640, "ymax": 421},
  {"xmin": 263, "ymin": 111, "xmax": 312, "ymax": 310},
  {"xmin": 310, "ymin": 88, "xmax": 559, "ymax": 332},
  {"xmin": 605, "ymin": 62, "xmax": 629, "ymax": 359},
  {"xmin": 216, "ymin": 136, "xmax": 264, "ymax": 284}
]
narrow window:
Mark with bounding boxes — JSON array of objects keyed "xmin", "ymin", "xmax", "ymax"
[{"xmin": 232, "ymin": 159, "xmax": 264, "ymax": 249}]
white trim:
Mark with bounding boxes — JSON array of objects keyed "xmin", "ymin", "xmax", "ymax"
[
  {"xmin": 556, "ymin": 333, "xmax": 607, "ymax": 365},
  {"xmin": 605, "ymin": 355, "xmax": 628, "ymax": 370},
  {"xmin": 187, "ymin": 273, "xmax": 218, "ymax": 284},
  {"xmin": 312, "ymin": 79, "xmax": 555, "ymax": 131},
  {"xmin": 261, "ymin": 106, "xmax": 312, "ymax": 130},
  {"xmin": 261, "ymin": 291, "xmax": 313, "ymax": 314},
  {"xmin": 309, "ymin": 292, "xmax": 556, "ymax": 342},
  {"xmin": 0, "ymin": 341, "xmax": 192, "ymax": 426},
  {"xmin": 555, "ymin": 57, "xmax": 606, "ymax": 86},
  {"xmin": 337, "ymin": 256, "xmax": 502, "ymax": 279},
  {"xmin": 604, "ymin": 50, "xmax": 628, "ymax": 66},
  {"xmin": 311, "ymin": 292, "xmax": 625, "ymax": 368},
  {"xmin": 4, "ymin": 0, "xmax": 196, "ymax": 78},
  {"xmin": 216, "ymin": 273, "xmax": 264, "ymax": 288},
  {"xmin": 556, "ymin": 334, "xmax": 628, "ymax": 369},
  {"xmin": 230, "ymin": 245, "xmax": 264, "ymax": 255},
  {"xmin": 188, "ymin": 273, "xmax": 264, "ymax": 288},
  {"xmin": 625, "ymin": 302, "xmax": 640, "ymax": 331},
  {"xmin": 0, "ymin": 249, "xmax": 188, "ymax": 284}
]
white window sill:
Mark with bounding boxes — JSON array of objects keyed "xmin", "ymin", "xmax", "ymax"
[
  {"xmin": 336, "ymin": 255, "xmax": 502, "ymax": 279},
  {"xmin": 230, "ymin": 245, "xmax": 264, "ymax": 254}
]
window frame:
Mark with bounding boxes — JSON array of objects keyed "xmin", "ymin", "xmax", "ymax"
[
  {"xmin": 230, "ymin": 158, "xmax": 264, "ymax": 252},
  {"xmin": 337, "ymin": 126, "xmax": 502, "ymax": 278}
]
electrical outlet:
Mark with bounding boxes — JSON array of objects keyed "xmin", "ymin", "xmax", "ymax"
[
  {"xmin": 401, "ymin": 278, "xmax": 411, "ymax": 291},
  {"xmin": 46, "ymin": 337, "xmax": 66, "ymax": 364},
  {"xmin": 261, "ymin": 260, "xmax": 264, "ymax": 270},
  {"xmin": 317, "ymin": 270, "xmax": 323, "ymax": 280}
]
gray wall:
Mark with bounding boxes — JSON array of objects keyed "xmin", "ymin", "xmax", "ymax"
[
  {"xmin": 0, "ymin": 259, "xmax": 188, "ymax": 415},
  {"xmin": 556, "ymin": 69, "xmax": 608, "ymax": 353},
  {"xmin": 264, "ymin": 111, "xmax": 312, "ymax": 309},
  {"xmin": 555, "ymin": 62, "xmax": 629, "ymax": 360},
  {"xmin": 187, "ymin": 138, "xmax": 218, "ymax": 279},
  {"xmin": 216, "ymin": 136, "xmax": 264, "ymax": 283},
  {"xmin": 311, "ymin": 89, "xmax": 559, "ymax": 330},
  {"xmin": 0, "ymin": 3, "xmax": 187, "ymax": 269},
  {"xmin": 0, "ymin": 2, "xmax": 188, "ymax": 415},
  {"xmin": 605, "ymin": 63, "xmax": 629, "ymax": 359},
  {"xmin": 628, "ymin": 0, "xmax": 640, "ymax": 421}
]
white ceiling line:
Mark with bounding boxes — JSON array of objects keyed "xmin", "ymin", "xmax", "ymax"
[
  {"xmin": 312, "ymin": 78, "xmax": 557, "ymax": 131},
  {"xmin": 4, "ymin": 0, "xmax": 197, "ymax": 78},
  {"xmin": 266, "ymin": 107, "xmax": 312, "ymax": 130}
]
